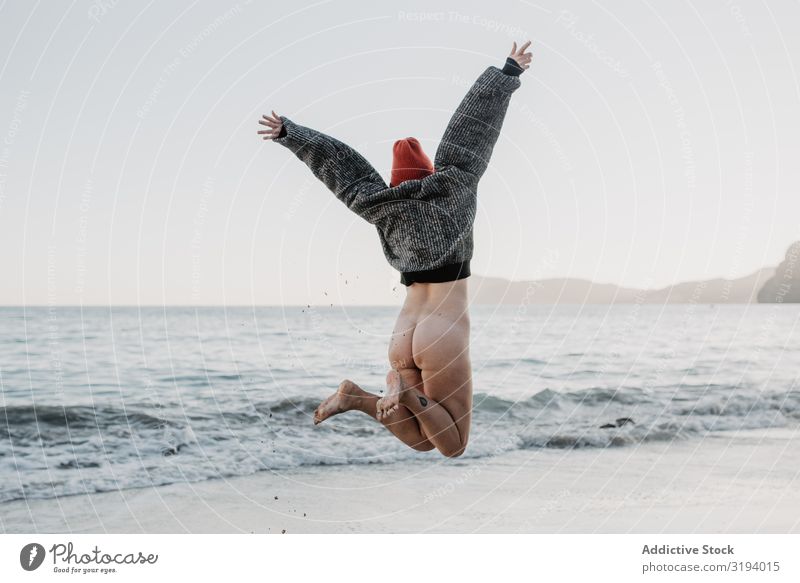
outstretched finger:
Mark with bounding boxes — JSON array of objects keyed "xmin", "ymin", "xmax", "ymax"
[
  {"xmin": 519, "ymin": 40, "xmax": 531, "ymax": 53},
  {"xmin": 510, "ymin": 41, "xmax": 517, "ymax": 55}
]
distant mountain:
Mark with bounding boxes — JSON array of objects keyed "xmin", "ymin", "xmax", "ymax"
[
  {"xmin": 757, "ymin": 241, "xmax": 800, "ymax": 303},
  {"xmin": 469, "ymin": 267, "xmax": 777, "ymax": 305}
]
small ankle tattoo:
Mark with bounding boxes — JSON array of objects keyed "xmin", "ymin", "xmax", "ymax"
[{"xmin": 418, "ymin": 395, "xmax": 428, "ymax": 407}]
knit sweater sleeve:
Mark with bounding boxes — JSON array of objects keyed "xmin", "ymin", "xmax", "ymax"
[
  {"xmin": 272, "ymin": 117, "xmax": 388, "ymax": 212},
  {"xmin": 434, "ymin": 66, "xmax": 521, "ymax": 179}
]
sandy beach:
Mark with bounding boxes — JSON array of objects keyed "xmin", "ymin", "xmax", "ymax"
[{"xmin": 3, "ymin": 427, "xmax": 798, "ymax": 534}]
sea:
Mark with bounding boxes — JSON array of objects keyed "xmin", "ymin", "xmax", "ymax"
[{"xmin": 1, "ymin": 304, "xmax": 798, "ymax": 504}]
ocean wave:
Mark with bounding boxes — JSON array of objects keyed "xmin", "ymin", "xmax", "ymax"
[
  {"xmin": 0, "ymin": 405, "xmax": 175, "ymax": 433},
  {"xmin": 3, "ymin": 386, "xmax": 798, "ymax": 438},
  {"xmin": 2, "ymin": 386, "xmax": 799, "ymax": 503}
]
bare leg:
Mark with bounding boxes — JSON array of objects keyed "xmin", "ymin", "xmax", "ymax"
[
  {"xmin": 313, "ymin": 380, "xmax": 434, "ymax": 451},
  {"xmin": 378, "ymin": 369, "xmax": 466, "ymax": 458}
]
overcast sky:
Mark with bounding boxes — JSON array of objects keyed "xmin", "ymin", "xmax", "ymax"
[{"xmin": 1, "ymin": 0, "xmax": 798, "ymax": 305}]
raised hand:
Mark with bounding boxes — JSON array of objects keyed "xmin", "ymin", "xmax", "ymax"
[
  {"xmin": 257, "ymin": 110, "xmax": 283, "ymax": 140},
  {"xmin": 509, "ymin": 40, "xmax": 533, "ymax": 71}
]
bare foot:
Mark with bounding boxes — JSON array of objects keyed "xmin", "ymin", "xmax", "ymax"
[
  {"xmin": 376, "ymin": 370, "xmax": 404, "ymax": 420},
  {"xmin": 313, "ymin": 380, "xmax": 364, "ymax": 425}
]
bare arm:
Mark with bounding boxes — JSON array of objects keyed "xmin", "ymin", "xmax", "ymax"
[{"xmin": 434, "ymin": 41, "xmax": 532, "ymax": 179}]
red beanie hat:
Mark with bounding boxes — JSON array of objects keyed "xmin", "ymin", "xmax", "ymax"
[{"xmin": 391, "ymin": 137, "xmax": 434, "ymax": 187}]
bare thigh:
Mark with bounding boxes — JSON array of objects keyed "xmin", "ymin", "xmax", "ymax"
[{"xmin": 413, "ymin": 312, "xmax": 472, "ymax": 442}]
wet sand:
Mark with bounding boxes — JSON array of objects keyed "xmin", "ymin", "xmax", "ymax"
[{"xmin": 3, "ymin": 428, "xmax": 799, "ymax": 534}]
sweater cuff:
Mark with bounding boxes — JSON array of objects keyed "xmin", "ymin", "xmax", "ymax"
[
  {"xmin": 501, "ymin": 56, "xmax": 524, "ymax": 76},
  {"xmin": 272, "ymin": 116, "xmax": 293, "ymax": 143},
  {"xmin": 480, "ymin": 66, "xmax": 522, "ymax": 93},
  {"xmin": 273, "ymin": 117, "xmax": 315, "ymax": 152}
]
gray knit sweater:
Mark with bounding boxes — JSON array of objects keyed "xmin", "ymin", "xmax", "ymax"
[{"xmin": 274, "ymin": 65, "xmax": 521, "ymax": 284}]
